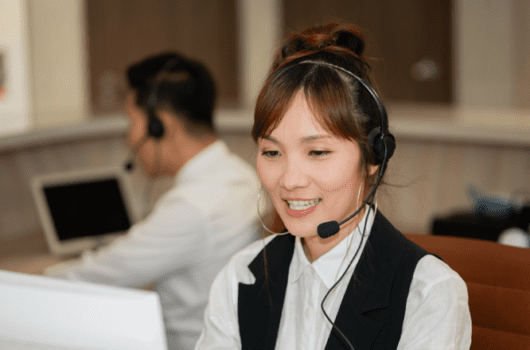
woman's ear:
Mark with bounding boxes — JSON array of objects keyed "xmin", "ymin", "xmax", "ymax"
[{"xmin": 368, "ymin": 164, "xmax": 378, "ymax": 176}]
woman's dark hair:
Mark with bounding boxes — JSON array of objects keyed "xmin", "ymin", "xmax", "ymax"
[
  {"xmin": 252, "ymin": 22, "xmax": 383, "ymax": 185},
  {"xmin": 127, "ymin": 51, "xmax": 216, "ymax": 135}
]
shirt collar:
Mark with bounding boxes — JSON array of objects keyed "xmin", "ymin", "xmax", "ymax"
[
  {"xmin": 174, "ymin": 139, "xmax": 226, "ymax": 185},
  {"xmin": 290, "ymin": 205, "xmax": 377, "ymax": 288}
]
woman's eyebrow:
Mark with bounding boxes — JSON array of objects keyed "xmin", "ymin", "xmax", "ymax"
[
  {"xmin": 301, "ymin": 134, "xmax": 333, "ymax": 143},
  {"xmin": 262, "ymin": 134, "xmax": 333, "ymax": 144},
  {"xmin": 262, "ymin": 135, "xmax": 280, "ymax": 144}
]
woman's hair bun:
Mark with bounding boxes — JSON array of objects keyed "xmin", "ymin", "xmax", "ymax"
[
  {"xmin": 271, "ymin": 23, "xmax": 368, "ymax": 73},
  {"xmin": 280, "ymin": 37, "xmax": 307, "ymax": 61},
  {"xmin": 279, "ymin": 23, "xmax": 366, "ymax": 61},
  {"xmin": 334, "ymin": 29, "xmax": 365, "ymax": 57}
]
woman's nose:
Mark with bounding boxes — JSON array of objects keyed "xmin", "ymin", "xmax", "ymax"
[{"xmin": 279, "ymin": 159, "xmax": 309, "ymax": 190}]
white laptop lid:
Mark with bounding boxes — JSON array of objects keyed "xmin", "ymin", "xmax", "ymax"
[
  {"xmin": 0, "ymin": 270, "xmax": 167, "ymax": 350},
  {"xmin": 31, "ymin": 167, "xmax": 140, "ymax": 256}
]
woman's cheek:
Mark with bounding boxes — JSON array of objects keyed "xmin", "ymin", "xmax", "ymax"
[
  {"xmin": 256, "ymin": 158, "xmax": 268, "ymax": 184},
  {"xmin": 257, "ymin": 158, "xmax": 278, "ymax": 185}
]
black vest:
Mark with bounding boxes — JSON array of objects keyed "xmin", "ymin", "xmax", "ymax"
[{"xmin": 238, "ymin": 212, "xmax": 431, "ymax": 350}]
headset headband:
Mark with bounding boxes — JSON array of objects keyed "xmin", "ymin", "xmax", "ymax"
[
  {"xmin": 294, "ymin": 60, "xmax": 396, "ymax": 166},
  {"xmin": 145, "ymin": 57, "xmax": 179, "ymax": 139}
]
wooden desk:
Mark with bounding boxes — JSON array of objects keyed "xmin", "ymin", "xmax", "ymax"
[
  {"xmin": 0, "ymin": 232, "xmax": 158, "ymax": 296},
  {"xmin": 0, "ymin": 231, "xmax": 65, "ymax": 275}
]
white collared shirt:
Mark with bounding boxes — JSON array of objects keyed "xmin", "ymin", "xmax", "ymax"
[
  {"xmin": 45, "ymin": 140, "xmax": 261, "ymax": 350},
  {"xmin": 196, "ymin": 208, "xmax": 472, "ymax": 349}
]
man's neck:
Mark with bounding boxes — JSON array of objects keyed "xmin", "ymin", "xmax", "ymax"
[{"xmin": 171, "ymin": 134, "xmax": 218, "ymax": 175}]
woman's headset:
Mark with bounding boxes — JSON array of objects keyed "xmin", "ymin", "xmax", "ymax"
[
  {"xmin": 298, "ymin": 60, "xmax": 396, "ymax": 350},
  {"xmin": 299, "ymin": 60, "xmax": 396, "ymax": 167},
  {"xmin": 295, "ymin": 60, "xmax": 396, "ymax": 238}
]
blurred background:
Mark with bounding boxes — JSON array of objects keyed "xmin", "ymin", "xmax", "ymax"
[{"xmin": 0, "ymin": 0, "xmax": 529, "ymax": 245}]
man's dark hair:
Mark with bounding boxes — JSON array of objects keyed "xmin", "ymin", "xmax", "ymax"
[{"xmin": 127, "ymin": 51, "xmax": 216, "ymax": 135}]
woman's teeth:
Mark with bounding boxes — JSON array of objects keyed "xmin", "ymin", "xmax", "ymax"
[{"xmin": 287, "ymin": 198, "xmax": 321, "ymax": 210}]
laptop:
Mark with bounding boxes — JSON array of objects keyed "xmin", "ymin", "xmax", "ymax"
[
  {"xmin": 31, "ymin": 167, "xmax": 140, "ymax": 256},
  {"xmin": 0, "ymin": 270, "xmax": 167, "ymax": 350}
]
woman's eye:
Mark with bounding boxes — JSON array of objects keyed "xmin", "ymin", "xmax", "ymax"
[
  {"xmin": 309, "ymin": 150, "xmax": 330, "ymax": 157},
  {"xmin": 261, "ymin": 150, "xmax": 280, "ymax": 158}
]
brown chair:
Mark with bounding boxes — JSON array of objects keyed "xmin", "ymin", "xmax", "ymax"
[{"xmin": 405, "ymin": 233, "xmax": 530, "ymax": 350}]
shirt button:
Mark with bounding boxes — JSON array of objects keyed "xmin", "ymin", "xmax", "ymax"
[
  {"xmin": 305, "ymin": 309, "xmax": 311, "ymax": 317},
  {"xmin": 311, "ymin": 268, "xmax": 316, "ymax": 276}
]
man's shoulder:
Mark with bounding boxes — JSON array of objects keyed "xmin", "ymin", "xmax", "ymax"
[
  {"xmin": 217, "ymin": 150, "xmax": 258, "ymax": 180},
  {"xmin": 193, "ymin": 142, "xmax": 258, "ymax": 185},
  {"xmin": 224, "ymin": 235, "xmax": 276, "ymax": 284},
  {"xmin": 231, "ymin": 235, "xmax": 276, "ymax": 265}
]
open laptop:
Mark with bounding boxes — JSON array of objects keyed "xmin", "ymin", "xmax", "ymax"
[
  {"xmin": 0, "ymin": 270, "xmax": 167, "ymax": 350},
  {"xmin": 31, "ymin": 167, "xmax": 140, "ymax": 256}
]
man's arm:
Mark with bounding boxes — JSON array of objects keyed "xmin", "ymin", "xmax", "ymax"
[{"xmin": 45, "ymin": 196, "xmax": 207, "ymax": 288}]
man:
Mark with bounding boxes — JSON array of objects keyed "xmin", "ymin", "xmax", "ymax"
[{"xmin": 45, "ymin": 52, "xmax": 260, "ymax": 349}]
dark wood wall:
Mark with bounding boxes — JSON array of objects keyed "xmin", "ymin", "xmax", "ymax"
[
  {"xmin": 85, "ymin": 0, "xmax": 453, "ymax": 115},
  {"xmin": 86, "ymin": 0, "xmax": 239, "ymax": 114},
  {"xmin": 283, "ymin": 0, "xmax": 453, "ymax": 104}
]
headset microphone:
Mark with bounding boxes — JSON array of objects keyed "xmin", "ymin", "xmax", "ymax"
[
  {"xmin": 125, "ymin": 159, "xmax": 135, "ymax": 172},
  {"xmin": 316, "ymin": 178, "xmax": 378, "ymax": 239},
  {"xmin": 316, "ymin": 161, "xmax": 383, "ymax": 239},
  {"xmin": 123, "ymin": 136, "xmax": 149, "ymax": 172},
  {"xmin": 317, "ymin": 221, "xmax": 341, "ymax": 239},
  {"xmin": 316, "ymin": 145, "xmax": 389, "ymax": 239}
]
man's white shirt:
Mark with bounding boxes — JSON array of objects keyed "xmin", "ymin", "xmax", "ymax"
[{"xmin": 45, "ymin": 140, "xmax": 261, "ymax": 349}]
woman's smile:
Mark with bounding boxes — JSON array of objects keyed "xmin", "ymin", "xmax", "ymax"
[{"xmin": 285, "ymin": 198, "xmax": 322, "ymax": 217}]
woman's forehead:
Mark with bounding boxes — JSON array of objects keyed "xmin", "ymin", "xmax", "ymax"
[{"xmin": 272, "ymin": 93, "xmax": 330, "ymax": 134}]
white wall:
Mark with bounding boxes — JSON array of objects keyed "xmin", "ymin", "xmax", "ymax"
[
  {"xmin": 456, "ymin": 0, "xmax": 514, "ymax": 107},
  {"xmin": 27, "ymin": 0, "xmax": 88, "ymax": 128},
  {"xmin": 0, "ymin": 0, "xmax": 31, "ymax": 136}
]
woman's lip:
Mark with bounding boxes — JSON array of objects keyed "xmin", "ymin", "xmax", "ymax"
[
  {"xmin": 283, "ymin": 198, "xmax": 320, "ymax": 201},
  {"xmin": 285, "ymin": 200, "xmax": 320, "ymax": 218}
]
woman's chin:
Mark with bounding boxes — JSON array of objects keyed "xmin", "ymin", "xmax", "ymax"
[{"xmin": 283, "ymin": 221, "xmax": 320, "ymax": 238}]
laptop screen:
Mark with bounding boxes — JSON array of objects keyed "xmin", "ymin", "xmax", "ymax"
[
  {"xmin": 31, "ymin": 167, "xmax": 139, "ymax": 256},
  {"xmin": 43, "ymin": 178, "xmax": 132, "ymax": 241}
]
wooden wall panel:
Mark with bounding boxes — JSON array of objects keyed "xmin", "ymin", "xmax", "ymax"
[
  {"xmin": 85, "ymin": 0, "xmax": 239, "ymax": 114},
  {"xmin": 282, "ymin": 0, "xmax": 453, "ymax": 104}
]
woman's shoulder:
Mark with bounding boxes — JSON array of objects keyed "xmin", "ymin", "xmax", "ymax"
[{"xmin": 412, "ymin": 254, "xmax": 468, "ymax": 298}]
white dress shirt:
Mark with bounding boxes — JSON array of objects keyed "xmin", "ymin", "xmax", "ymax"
[
  {"xmin": 45, "ymin": 140, "xmax": 261, "ymax": 350},
  {"xmin": 196, "ymin": 208, "xmax": 472, "ymax": 349}
]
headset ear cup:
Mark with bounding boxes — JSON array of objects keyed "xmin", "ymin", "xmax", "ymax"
[
  {"xmin": 382, "ymin": 133, "xmax": 396, "ymax": 160},
  {"xmin": 367, "ymin": 127, "xmax": 383, "ymax": 165},
  {"xmin": 148, "ymin": 116, "xmax": 165, "ymax": 139},
  {"xmin": 368, "ymin": 127, "xmax": 396, "ymax": 165}
]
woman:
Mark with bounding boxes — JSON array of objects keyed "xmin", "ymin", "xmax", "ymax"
[{"xmin": 195, "ymin": 23, "xmax": 471, "ymax": 349}]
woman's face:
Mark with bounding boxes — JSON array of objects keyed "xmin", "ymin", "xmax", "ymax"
[{"xmin": 257, "ymin": 91, "xmax": 373, "ymax": 238}]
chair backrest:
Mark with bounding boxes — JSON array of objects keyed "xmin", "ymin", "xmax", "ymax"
[{"xmin": 405, "ymin": 233, "xmax": 530, "ymax": 350}]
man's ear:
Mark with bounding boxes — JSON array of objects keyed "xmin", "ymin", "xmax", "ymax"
[{"xmin": 158, "ymin": 110, "xmax": 186, "ymax": 139}]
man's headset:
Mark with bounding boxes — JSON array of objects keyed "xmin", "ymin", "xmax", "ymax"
[
  {"xmin": 125, "ymin": 58, "xmax": 179, "ymax": 171},
  {"xmin": 145, "ymin": 57, "xmax": 181, "ymax": 139}
]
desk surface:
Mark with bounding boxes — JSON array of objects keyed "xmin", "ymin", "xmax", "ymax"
[
  {"xmin": 0, "ymin": 338, "xmax": 79, "ymax": 350},
  {"xmin": 0, "ymin": 232, "xmax": 65, "ymax": 275}
]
